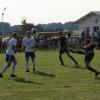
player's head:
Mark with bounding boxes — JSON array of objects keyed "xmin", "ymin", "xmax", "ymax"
[
  {"xmin": 12, "ymin": 32, "xmax": 18, "ymax": 39},
  {"xmin": 26, "ymin": 31, "xmax": 31, "ymax": 37},
  {"xmin": 85, "ymin": 37, "xmax": 91, "ymax": 44}
]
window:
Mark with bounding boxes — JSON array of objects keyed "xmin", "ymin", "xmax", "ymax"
[{"xmin": 93, "ymin": 26, "xmax": 99, "ymax": 32}]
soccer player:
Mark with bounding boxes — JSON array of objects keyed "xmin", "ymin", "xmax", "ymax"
[
  {"xmin": 58, "ymin": 32, "xmax": 79, "ymax": 67},
  {"xmin": 0, "ymin": 33, "xmax": 18, "ymax": 78},
  {"xmin": 22, "ymin": 31, "xmax": 36, "ymax": 72},
  {"xmin": 84, "ymin": 38, "xmax": 99, "ymax": 77},
  {"xmin": 72, "ymin": 37, "xmax": 100, "ymax": 77}
]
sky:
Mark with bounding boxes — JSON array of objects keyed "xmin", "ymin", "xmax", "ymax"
[{"xmin": 0, "ymin": 0, "xmax": 100, "ymax": 26}]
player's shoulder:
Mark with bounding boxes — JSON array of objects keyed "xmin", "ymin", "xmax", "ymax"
[
  {"xmin": 9, "ymin": 38, "xmax": 17, "ymax": 45},
  {"xmin": 11, "ymin": 38, "xmax": 17, "ymax": 42}
]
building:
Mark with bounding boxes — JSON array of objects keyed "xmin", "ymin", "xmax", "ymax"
[{"xmin": 75, "ymin": 11, "xmax": 100, "ymax": 35}]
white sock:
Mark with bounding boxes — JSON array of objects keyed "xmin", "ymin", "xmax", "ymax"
[{"xmin": 25, "ymin": 61, "xmax": 29, "ymax": 70}]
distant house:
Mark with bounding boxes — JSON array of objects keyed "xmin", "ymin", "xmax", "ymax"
[{"xmin": 74, "ymin": 11, "xmax": 100, "ymax": 36}]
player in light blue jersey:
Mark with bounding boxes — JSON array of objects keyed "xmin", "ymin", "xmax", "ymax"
[
  {"xmin": 0, "ymin": 33, "xmax": 18, "ymax": 78},
  {"xmin": 22, "ymin": 31, "xmax": 36, "ymax": 72}
]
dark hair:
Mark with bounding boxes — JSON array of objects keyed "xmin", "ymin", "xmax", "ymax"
[
  {"xmin": 12, "ymin": 32, "xmax": 17, "ymax": 37},
  {"xmin": 85, "ymin": 37, "xmax": 91, "ymax": 43}
]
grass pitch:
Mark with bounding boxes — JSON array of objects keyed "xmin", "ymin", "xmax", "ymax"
[{"xmin": 0, "ymin": 50, "xmax": 100, "ymax": 100}]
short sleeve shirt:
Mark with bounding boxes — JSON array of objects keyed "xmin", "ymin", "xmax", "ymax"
[
  {"xmin": 6, "ymin": 38, "xmax": 17, "ymax": 55},
  {"xmin": 23, "ymin": 37, "xmax": 35, "ymax": 52}
]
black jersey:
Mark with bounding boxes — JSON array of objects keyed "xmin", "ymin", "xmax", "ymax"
[
  {"xmin": 59, "ymin": 36, "xmax": 67, "ymax": 48},
  {"xmin": 84, "ymin": 43, "xmax": 95, "ymax": 54}
]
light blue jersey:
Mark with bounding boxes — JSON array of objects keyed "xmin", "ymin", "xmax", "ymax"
[
  {"xmin": 6, "ymin": 38, "xmax": 17, "ymax": 55},
  {"xmin": 23, "ymin": 37, "xmax": 35, "ymax": 52}
]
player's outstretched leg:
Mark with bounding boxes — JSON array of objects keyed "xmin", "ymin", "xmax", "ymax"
[
  {"xmin": 0, "ymin": 62, "xmax": 11, "ymax": 78},
  {"xmin": 66, "ymin": 51, "xmax": 79, "ymax": 67},
  {"xmin": 85, "ymin": 53, "xmax": 100, "ymax": 77},
  {"xmin": 10, "ymin": 60, "xmax": 17, "ymax": 77},
  {"xmin": 86, "ymin": 62, "xmax": 99, "ymax": 77}
]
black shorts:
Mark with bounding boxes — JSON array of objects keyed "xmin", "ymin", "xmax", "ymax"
[
  {"xmin": 25, "ymin": 52, "xmax": 35, "ymax": 59},
  {"xmin": 60, "ymin": 48, "xmax": 68, "ymax": 54},
  {"xmin": 85, "ymin": 53, "xmax": 94, "ymax": 63}
]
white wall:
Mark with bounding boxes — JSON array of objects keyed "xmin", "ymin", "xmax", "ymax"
[{"xmin": 79, "ymin": 15, "xmax": 100, "ymax": 34}]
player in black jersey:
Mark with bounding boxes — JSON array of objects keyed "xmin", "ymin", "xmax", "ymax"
[
  {"xmin": 84, "ymin": 38, "xmax": 99, "ymax": 77},
  {"xmin": 58, "ymin": 32, "xmax": 79, "ymax": 67},
  {"xmin": 72, "ymin": 37, "xmax": 99, "ymax": 77}
]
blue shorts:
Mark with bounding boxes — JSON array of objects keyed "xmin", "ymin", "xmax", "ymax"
[
  {"xmin": 6, "ymin": 55, "xmax": 15, "ymax": 62},
  {"xmin": 25, "ymin": 52, "xmax": 35, "ymax": 59}
]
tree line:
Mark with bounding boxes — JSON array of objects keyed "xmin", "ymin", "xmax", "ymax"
[{"xmin": 0, "ymin": 21, "xmax": 78, "ymax": 35}]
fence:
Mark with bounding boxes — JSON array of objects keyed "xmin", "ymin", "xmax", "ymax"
[{"xmin": 0, "ymin": 36, "xmax": 100, "ymax": 53}]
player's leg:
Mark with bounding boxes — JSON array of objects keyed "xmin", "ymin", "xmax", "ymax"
[
  {"xmin": 31, "ymin": 52, "xmax": 35, "ymax": 71},
  {"xmin": 0, "ymin": 55, "xmax": 12, "ymax": 78},
  {"xmin": 25, "ymin": 52, "xmax": 30, "ymax": 72},
  {"xmin": 10, "ymin": 55, "xmax": 17, "ymax": 77},
  {"xmin": 66, "ymin": 51, "xmax": 79, "ymax": 67},
  {"xmin": 85, "ymin": 54, "xmax": 99, "ymax": 77},
  {"xmin": 59, "ymin": 49, "xmax": 64, "ymax": 65}
]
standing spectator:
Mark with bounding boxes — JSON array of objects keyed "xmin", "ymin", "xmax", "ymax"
[{"xmin": 81, "ymin": 31, "xmax": 85, "ymax": 40}]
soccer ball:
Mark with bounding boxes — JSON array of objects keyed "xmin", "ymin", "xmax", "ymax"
[{"xmin": 31, "ymin": 28, "xmax": 37, "ymax": 33}]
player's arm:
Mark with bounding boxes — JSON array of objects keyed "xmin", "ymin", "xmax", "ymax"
[
  {"xmin": 22, "ymin": 43, "xmax": 25, "ymax": 51},
  {"xmin": 32, "ymin": 37, "xmax": 36, "ymax": 49},
  {"xmin": 57, "ymin": 38, "xmax": 60, "ymax": 49},
  {"xmin": 84, "ymin": 43, "xmax": 92, "ymax": 49}
]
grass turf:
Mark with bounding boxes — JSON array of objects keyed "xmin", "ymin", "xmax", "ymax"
[{"xmin": 0, "ymin": 50, "xmax": 100, "ymax": 100}]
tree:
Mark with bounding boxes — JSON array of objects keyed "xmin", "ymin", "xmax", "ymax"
[
  {"xmin": 35, "ymin": 24, "xmax": 43, "ymax": 32},
  {"xmin": 21, "ymin": 18, "xmax": 34, "ymax": 34}
]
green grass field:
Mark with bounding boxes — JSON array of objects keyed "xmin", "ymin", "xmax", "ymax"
[{"xmin": 0, "ymin": 50, "xmax": 100, "ymax": 100}]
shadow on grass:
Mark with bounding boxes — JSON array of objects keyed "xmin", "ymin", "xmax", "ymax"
[
  {"xmin": 32, "ymin": 71, "xmax": 55, "ymax": 78},
  {"xmin": 64, "ymin": 85, "xmax": 72, "ymax": 88},
  {"xmin": 7, "ymin": 76, "xmax": 43, "ymax": 85},
  {"xmin": 95, "ymin": 77, "xmax": 100, "ymax": 80},
  {"xmin": 63, "ymin": 65, "xmax": 86, "ymax": 69}
]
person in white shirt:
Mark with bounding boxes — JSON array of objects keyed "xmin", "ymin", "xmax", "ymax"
[
  {"xmin": 22, "ymin": 31, "xmax": 36, "ymax": 72},
  {"xmin": 0, "ymin": 33, "xmax": 18, "ymax": 78}
]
